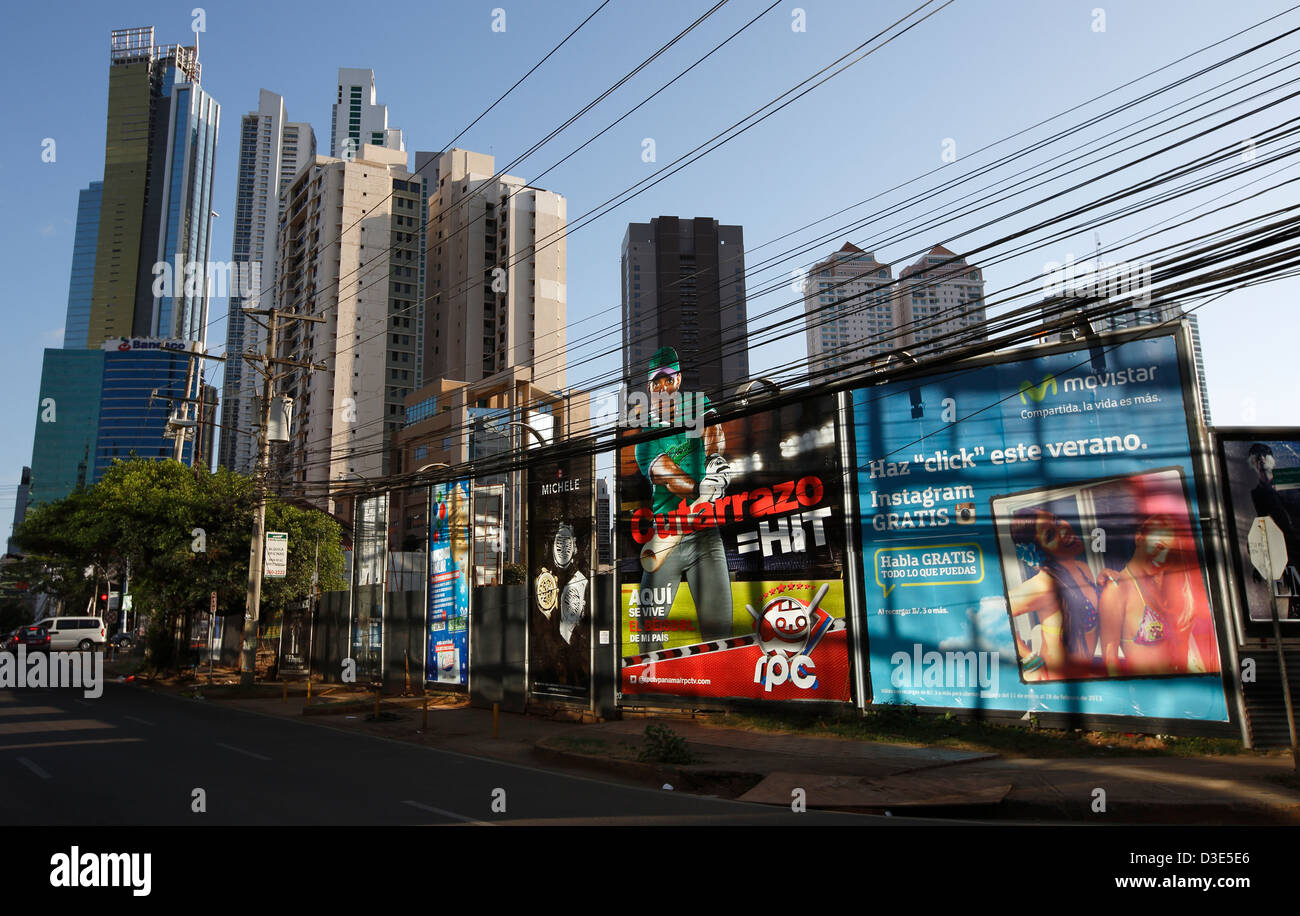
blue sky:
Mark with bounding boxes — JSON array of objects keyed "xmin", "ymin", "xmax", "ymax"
[{"xmin": 3, "ymin": 0, "xmax": 1299, "ymax": 534}]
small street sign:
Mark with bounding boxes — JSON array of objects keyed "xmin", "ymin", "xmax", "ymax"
[{"xmin": 265, "ymin": 532, "xmax": 289, "ymax": 579}]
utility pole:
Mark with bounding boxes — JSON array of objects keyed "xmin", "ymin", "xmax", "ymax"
[
  {"xmin": 161, "ymin": 345, "xmax": 225, "ymax": 467},
  {"xmin": 239, "ymin": 307, "xmax": 326, "ymax": 686},
  {"xmin": 171, "ymin": 349, "xmax": 197, "ymax": 462}
]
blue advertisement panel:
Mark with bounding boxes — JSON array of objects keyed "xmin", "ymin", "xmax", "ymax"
[
  {"xmin": 427, "ymin": 480, "xmax": 471, "ymax": 686},
  {"xmin": 852, "ymin": 332, "xmax": 1228, "ymax": 721}
]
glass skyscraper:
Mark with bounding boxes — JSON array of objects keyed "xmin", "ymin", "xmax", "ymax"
[
  {"xmin": 27, "ymin": 26, "xmax": 220, "ymax": 508},
  {"xmin": 89, "ymin": 27, "xmax": 219, "ymax": 346},
  {"xmin": 62, "ymin": 182, "xmax": 102, "ymax": 350},
  {"xmin": 29, "ymin": 351, "xmax": 104, "ymax": 507}
]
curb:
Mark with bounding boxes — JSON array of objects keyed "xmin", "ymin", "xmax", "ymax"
[{"xmin": 532, "ymin": 739, "xmax": 1300, "ymax": 823}]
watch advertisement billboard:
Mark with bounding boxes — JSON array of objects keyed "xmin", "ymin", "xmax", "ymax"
[
  {"xmin": 852, "ymin": 331, "xmax": 1227, "ymax": 721},
  {"xmin": 428, "ymin": 479, "xmax": 471, "ymax": 686},
  {"xmin": 1216, "ymin": 431, "xmax": 1300, "ymax": 630},
  {"xmin": 617, "ymin": 389, "xmax": 853, "ymax": 704},
  {"xmin": 528, "ymin": 453, "xmax": 594, "ymax": 702}
]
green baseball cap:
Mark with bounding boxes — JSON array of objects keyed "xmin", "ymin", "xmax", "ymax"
[{"xmin": 648, "ymin": 346, "xmax": 681, "ymax": 381}]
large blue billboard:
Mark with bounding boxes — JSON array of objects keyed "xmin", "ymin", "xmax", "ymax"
[
  {"xmin": 427, "ymin": 480, "xmax": 471, "ymax": 686},
  {"xmin": 852, "ymin": 331, "xmax": 1228, "ymax": 721}
]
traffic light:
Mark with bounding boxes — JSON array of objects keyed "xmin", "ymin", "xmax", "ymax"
[{"xmin": 97, "ymin": 591, "xmax": 109, "ymax": 614}]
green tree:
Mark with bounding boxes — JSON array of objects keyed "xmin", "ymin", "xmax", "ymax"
[{"xmin": 12, "ymin": 459, "xmax": 346, "ymax": 668}]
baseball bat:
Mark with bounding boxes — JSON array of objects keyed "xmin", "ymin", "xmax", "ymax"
[{"xmin": 639, "ymin": 495, "xmax": 714, "ymax": 573}]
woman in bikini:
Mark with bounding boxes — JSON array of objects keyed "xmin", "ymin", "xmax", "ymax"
[
  {"xmin": 1100, "ymin": 514, "xmax": 1197, "ymax": 676},
  {"xmin": 1007, "ymin": 508, "xmax": 1103, "ymax": 680}
]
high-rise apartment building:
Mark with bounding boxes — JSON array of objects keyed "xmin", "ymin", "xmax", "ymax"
[
  {"xmin": 421, "ymin": 148, "xmax": 567, "ymax": 391},
  {"xmin": 218, "ymin": 90, "xmax": 315, "ymax": 473},
  {"xmin": 893, "ymin": 245, "xmax": 987, "ymax": 355},
  {"xmin": 803, "ymin": 243, "xmax": 895, "ymax": 380},
  {"xmin": 801, "ymin": 243, "xmax": 987, "ymax": 382},
  {"xmin": 330, "ymin": 69, "xmax": 404, "ymax": 159},
  {"xmin": 622, "ymin": 217, "xmax": 749, "ymax": 400},
  {"xmin": 90, "ymin": 27, "xmax": 220, "ymax": 346},
  {"xmin": 273, "ymin": 145, "xmax": 425, "ymax": 511}
]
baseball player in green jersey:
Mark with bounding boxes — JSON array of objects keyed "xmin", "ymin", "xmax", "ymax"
[{"xmin": 634, "ymin": 347, "xmax": 734, "ymax": 642}]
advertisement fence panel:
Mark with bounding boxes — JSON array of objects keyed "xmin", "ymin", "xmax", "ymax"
[
  {"xmin": 428, "ymin": 479, "xmax": 471, "ymax": 686},
  {"xmin": 351, "ymin": 493, "xmax": 387, "ymax": 682},
  {"xmin": 528, "ymin": 453, "xmax": 594, "ymax": 702},
  {"xmin": 617, "ymin": 390, "xmax": 852, "ymax": 704},
  {"xmin": 1217, "ymin": 431, "xmax": 1300, "ymax": 633},
  {"xmin": 851, "ymin": 331, "xmax": 1228, "ymax": 721}
]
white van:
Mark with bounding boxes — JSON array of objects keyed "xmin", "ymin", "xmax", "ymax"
[{"xmin": 35, "ymin": 617, "xmax": 107, "ymax": 651}]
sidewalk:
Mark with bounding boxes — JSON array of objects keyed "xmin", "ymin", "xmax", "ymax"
[{"xmin": 150, "ymin": 677, "xmax": 1300, "ymax": 825}]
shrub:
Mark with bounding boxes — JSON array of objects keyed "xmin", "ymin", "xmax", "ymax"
[{"xmin": 638, "ymin": 724, "xmax": 693, "ymax": 764}]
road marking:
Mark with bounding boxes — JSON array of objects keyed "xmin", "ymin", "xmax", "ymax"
[
  {"xmin": 122, "ymin": 715, "xmax": 153, "ymax": 726},
  {"xmin": 17, "ymin": 757, "xmax": 51, "ymax": 779},
  {"xmin": 0, "ymin": 719, "xmax": 114, "ymax": 735},
  {"xmin": 402, "ymin": 800, "xmax": 486, "ymax": 824},
  {"xmin": 0, "ymin": 706, "xmax": 65, "ymax": 717},
  {"xmin": 0, "ymin": 738, "xmax": 143, "ymax": 752},
  {"xmin": 217, "ymin": 742, "xmax": 270, "ymax": 761}
]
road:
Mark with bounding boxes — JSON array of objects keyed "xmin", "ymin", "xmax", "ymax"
[{"xmin": 0, "ymin": 681, "xmax": 902, "ymax": 826}]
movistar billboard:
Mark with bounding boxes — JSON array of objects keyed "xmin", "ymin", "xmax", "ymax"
[{"xmin": 851, "ymin": 331, "xmax": 1229, "ymax": 721}]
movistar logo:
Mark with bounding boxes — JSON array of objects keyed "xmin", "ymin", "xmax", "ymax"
[{"xmin": 1018, "ymin": 375, "xmax": 1057, "ymax": 404}]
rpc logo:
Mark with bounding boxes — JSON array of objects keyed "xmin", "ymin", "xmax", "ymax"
[{"xmin": 748, "ymin": 587, "xmax": 833, "ymax": 692}]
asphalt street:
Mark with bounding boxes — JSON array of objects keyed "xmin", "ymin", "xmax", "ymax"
[{"xmin": 0, "ymin": 681, "xmax": 894, "ymax": 826}]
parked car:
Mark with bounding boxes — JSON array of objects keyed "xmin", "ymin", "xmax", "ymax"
[
  {"xmin": 34, "ymin": 617, "xmax": 107, "ymax": 651},
  {"xmin": 12, "ymin": 625, "xmax": 50, "ymax": 651}
]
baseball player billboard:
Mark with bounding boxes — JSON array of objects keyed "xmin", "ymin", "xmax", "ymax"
[
  {"xmin": 616, "ymin": 347, "xmax": 853, "ymax": 704},
  {"xmin": 528, "ymin": 451, "xmax": 595, "ymax": 703}
]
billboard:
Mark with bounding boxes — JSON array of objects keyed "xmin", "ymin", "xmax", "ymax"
[
  {"xmin": 428, "ymin": 479, "xmax": 471, "ymax": 686},
  {"xmin": 1216, "ymin": 431, "xmax": 1300, "ymax": 632},
  {"xmin": 616, "ymin": 391, "xmax": 852, "ymax": 703},
  {"xmin": 528, "ymin": 452, "xmax": 594, "ymax": 702},
  {"xmin": 852, "ymin": 330, "xmax": 1228, "ymax": 720}
]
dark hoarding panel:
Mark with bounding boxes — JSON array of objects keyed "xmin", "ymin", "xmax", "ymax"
[
  {"xmin": 528, "ymin": 453, "xmax": 594, "ymax": 703},
  {"xmin": 852, "ymin": 331, "xmax": 1228, "ymax": 721},
  {"xmin": 278, "ymin": 600, "xmax": 311, "ymax": 676},
  {"xmin": 616, "ymin": 391, "xmax": 852, "ymax": 704},
  {"xmin": 351, "ymin": 493, "xmax": 387, "ymax": 683},
  {"xmin": 1216, "ymin": 430, "xmax": 1300, "ymax": 636}
]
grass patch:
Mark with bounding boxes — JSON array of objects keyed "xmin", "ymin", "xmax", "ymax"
[
  {"xmin": 551, "ymin": 735, "xmax": 641, "ymax": 761},
  {"xmin": 708, "ymin": 706, "xmax": 1247, "ymax": 759}
]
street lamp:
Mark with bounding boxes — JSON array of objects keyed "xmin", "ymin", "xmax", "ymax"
[
  {"xmin": 735, "ymin": 377, "xmax": 780, "ymax": 408},
  {"xmin": 505, "ymin": 421, "xmax": 548, "ymax": 448}
]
